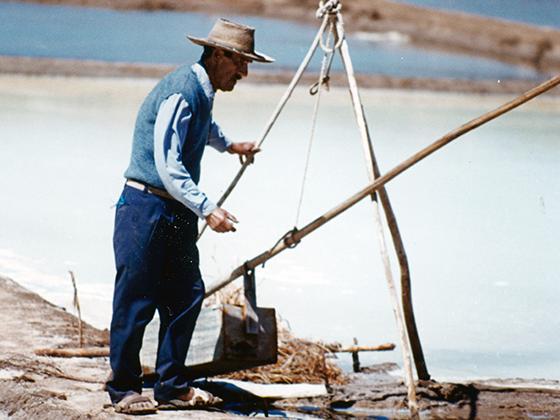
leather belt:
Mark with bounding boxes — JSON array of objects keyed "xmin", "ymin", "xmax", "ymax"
[{"xmin": 125, "ymin": 180, "xmax": 175, "ymax": 201}]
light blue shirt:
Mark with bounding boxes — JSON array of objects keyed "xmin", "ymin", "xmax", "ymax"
[{"xmin": 154, "ymin": 63, "xmax": 232, "ymax": 219}]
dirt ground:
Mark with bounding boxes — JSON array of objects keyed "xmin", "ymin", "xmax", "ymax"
[
  {"xmin": 17, "ymin": 0, "xmax": 560, "ymax": 73},
  {"xmin": 1, "ymin": 274, "xmax": 560, "ymax": 419},
  {"xmin": 0, "ymin": 275, "xmax": 238, "ymax": 419}
]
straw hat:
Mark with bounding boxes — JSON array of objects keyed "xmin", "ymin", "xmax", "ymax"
[{"xmin": 187, "ymin": 18, "xmax": 274, "ymax": 63}]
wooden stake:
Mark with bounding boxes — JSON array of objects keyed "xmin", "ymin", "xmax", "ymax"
[
  {"xmin": 69, "ymin": 271, "xmax": 83, "ymax": 348},
  {"xmin": 205, "ymin": 75, "xmax": 560, "ymax": 297},
  {"xmin": 352, "ymin": 338, "xmax": 360, "ymax": 372}
]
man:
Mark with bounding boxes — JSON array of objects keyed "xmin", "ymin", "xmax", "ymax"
[{"xmin": 106, "ymin": 19, "xmax": 274, "ymax": 414}]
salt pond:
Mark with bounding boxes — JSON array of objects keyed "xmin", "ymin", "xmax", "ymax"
[
  {"xmin": 0, "ymin": 2, "xmax": 545, "ymax": 80},
  {"xmin": 0, "ymin": 74, "xmax": 558, "ymax": 381}
]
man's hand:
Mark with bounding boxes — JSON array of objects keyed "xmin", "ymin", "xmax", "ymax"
[
  {"xmin": 205, "ymin": 208, "xmax": 238, "ymax": 233},
  {"xmin": 227, "ymin": 142, "xmax": 261, "ymax": 164}
]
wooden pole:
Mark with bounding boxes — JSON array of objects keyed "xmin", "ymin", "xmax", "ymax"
[
  {"xmin": 35, "ymin": 347, "xmax": 109, "ymax": 358},
  {"xmin": 325, "ymin": 342, "xmax": 396, "ymax": 353},
  {"xmin": 198, "ymin": 16, "xmax": 329, "ymax": 239},
  {"xmin": 335, "ymin": 19, "xmax": 429, "ymax": 381},
  {"xmin": 334, "ymin": 15, "xmax": 419, "ymax": 417},
  {"xmin": 205, "ymin": 75, "xmax": 560, "ymax": 298}
]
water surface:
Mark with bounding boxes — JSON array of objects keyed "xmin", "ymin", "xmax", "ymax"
[
  {"xmin": 0, "ymin": 75, "xmax": 558, "ymax": 381},
  {"xmin": 394, "ymin": 0, "xmax": 560, "ymax": 28}
]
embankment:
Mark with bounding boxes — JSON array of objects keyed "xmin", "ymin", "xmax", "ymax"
[
  {"xmin": 17, "ymin": 0, "xmax": 560, "ymax": 73},
  {"xmin": 1, "ymin": 274, "xmax": 560, "ymax": 419},
  {"xmin": 0, "ymin": 274, "xmax": 236, "ymax": 419}
]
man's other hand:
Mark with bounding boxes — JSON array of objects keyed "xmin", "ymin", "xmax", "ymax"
[
  {"xmin": 206, "ymin": 208, "xmax": 238, "ymax": 233},
  {"xmin": 227, "ymin": 142, "xmax": 261, "ymax": 164}
]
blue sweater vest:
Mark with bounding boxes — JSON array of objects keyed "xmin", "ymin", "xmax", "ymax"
[{"xmin": 124, "ymin": 64, "xmax": 212, "ymax": 189}]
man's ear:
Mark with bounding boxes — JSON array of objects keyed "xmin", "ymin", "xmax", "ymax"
[{"xmin": 213, "ymin": 48, "xmax": 225, "ymax": 60}]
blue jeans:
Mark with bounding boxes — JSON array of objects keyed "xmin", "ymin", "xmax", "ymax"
[{"xmin": 106, "ymin": 185, "xmax": 205, "ymax": 403}]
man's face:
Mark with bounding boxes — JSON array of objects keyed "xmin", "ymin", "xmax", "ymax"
[{"xmin": 213, "ymin": 50, "xmax": 251, "ymax": 91}]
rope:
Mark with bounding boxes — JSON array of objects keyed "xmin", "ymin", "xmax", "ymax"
[
  {"xmin": 294, "ymin": 21, "xmax": 337, "ymax": 227},
  {"xmin": 309, "ymin": 19, "xmax": 337, "ymax": 95},
  {"xmin": 313, "ymin": 2, "xmax": 344, "ymax": 94},
  {"xmin": 309, "ymin": 48, "xmax": 335, "ymax": 95},
  {"xmin": 262, "ymin": 227, "xmax": 300, "ymax": 268},
  {"xmin": 320, "ymin": 17, "xmax": 344, "ymax": 53}
]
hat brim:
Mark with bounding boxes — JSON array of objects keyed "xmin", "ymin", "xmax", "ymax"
[{"xmin": 187, "ymin": 36, "xmax": 275, "ymax": 63}]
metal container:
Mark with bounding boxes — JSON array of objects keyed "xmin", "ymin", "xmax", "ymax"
[{"xmin": 185, "ymin": 304, "xmax": 277, "ymax": 378}]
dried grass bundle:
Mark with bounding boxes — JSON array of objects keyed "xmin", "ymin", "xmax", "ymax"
[{"xmin": 222, "ymin": 325, "xmax": 347, "ymax": 385}]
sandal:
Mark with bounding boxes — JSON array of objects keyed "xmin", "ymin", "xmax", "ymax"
[
  {"xmin": 157, "ymin": 387, "xmax": 222, "ymax": 410},
  {"xmin": 113, "ymin": 392, "xmax": 157, "ymax": 415}
]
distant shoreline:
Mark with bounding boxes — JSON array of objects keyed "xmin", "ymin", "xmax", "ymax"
[
  {"xmin": 2, "ymin": 55, "xmax": 557, "ymax": 96},
  {"xmin": 14, "ymin": 0, "xmax": 560, "ymax": 73}
]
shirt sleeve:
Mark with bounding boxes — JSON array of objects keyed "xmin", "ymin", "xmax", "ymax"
[
  {"xmin": 207, "ymin": 119, "xmax": 232, "ymax": 152},
  {"xmin": 154, "ymin": 93, "xmax": 217, "ymax": 219}
]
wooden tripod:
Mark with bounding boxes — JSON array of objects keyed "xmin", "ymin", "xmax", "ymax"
[{"xmin": 201, "ymin": 1, "xmax": 560, "ymax": 417}]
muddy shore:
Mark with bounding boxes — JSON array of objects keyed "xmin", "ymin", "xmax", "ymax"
[
  {"xmin": 2, "ymin": 55, "xmax": 557, "ymax": 96},
  {"xmin": 1, "ymin": 274, "xmax": 560, "ymax": 419},
  {"xmin": 17, "ymin": 0, "xmax": 560, "ymax": 73}
]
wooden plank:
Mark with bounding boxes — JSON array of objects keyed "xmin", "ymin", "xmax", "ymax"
[{"xmin": 208, "ymin": 379, "xmax": 328, "ymax": 399}]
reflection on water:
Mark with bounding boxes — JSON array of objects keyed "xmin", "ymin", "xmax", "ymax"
[
  {"xmin": 0, "ymin": 2, "xmax": 546, "ymax": 80},
  {"xmin": 0, "ymin": 75, "xmax": 559, "ymax": 381}
]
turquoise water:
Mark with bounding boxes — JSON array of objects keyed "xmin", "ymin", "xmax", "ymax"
[
  {"xmin": 394, "ymin": 0, "xmax": 560, "ymax": 28},
  {"xmin": 0, "ymin": 2, "xmax": 546, "ymax": 80},
  {"xmin": 0, "ymin": 75, "xmax": 559, "ymax": 381}
]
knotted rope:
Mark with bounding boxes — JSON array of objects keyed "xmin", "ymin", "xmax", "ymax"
[
  {"xmin": 309, "ymin": 0, "xmax": 344, "ymax": 95},
  {"xmin": 262, "ymin": 227, "xmax": 301, "ymax": 268},
  {"xmin": 315, "ymin": 0, "xmax": 341, "ymax": 19}
]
